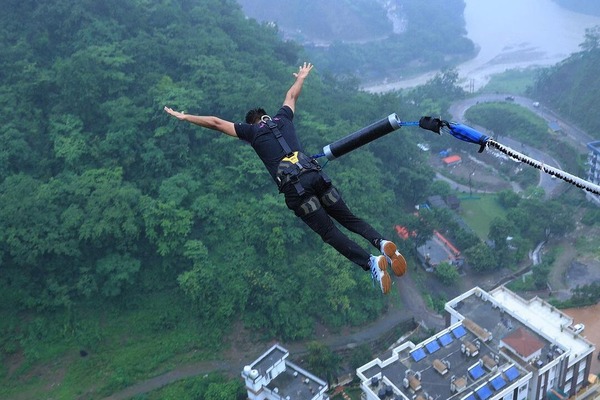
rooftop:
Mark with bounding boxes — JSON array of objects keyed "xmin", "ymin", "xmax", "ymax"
[
  {"xmin": 358, "ymin": 321, "xmax": 529, "ymax": 400},
  {"xmin": 266, "ymin": 363, "xmax": 327, "ymax": 400},
  {"xmin": 487, "ymin": 287, "xmax": 594, "ymax": 365},
  {"xmin": 246, "ymin": 344, "xmax": 327, "ymax": 400}
]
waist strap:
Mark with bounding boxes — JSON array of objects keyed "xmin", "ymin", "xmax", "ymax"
[{"xmin": 276, "ymin": 151, "xmax": 321, "ymax": 195}]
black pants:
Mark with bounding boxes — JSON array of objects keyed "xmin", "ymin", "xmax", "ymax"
[{"xmin": 282, "ymin": 170, "xmax": 382, "ymax": 270}]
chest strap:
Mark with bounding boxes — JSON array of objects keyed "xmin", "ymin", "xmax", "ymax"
[
  {"xmin": 263, "ymin": 116, "xmax": 293, "ymax": 156},
  {"xmin": 261, "ymin": 115, "xmax": 320, "ymax": 195}
]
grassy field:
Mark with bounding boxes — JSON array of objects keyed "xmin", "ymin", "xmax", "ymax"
[
  {"xmin": 456, "ymin": 193, "xmax": 507, "ymax": 240},
  {"xmin": 477, "ymin": 67, "xmax": 540, "ymax": 95}
]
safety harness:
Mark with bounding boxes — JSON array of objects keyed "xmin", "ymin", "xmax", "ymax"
[{"xmin": 262, "ymin": 115, "xmax": 323, "ymax": 196}]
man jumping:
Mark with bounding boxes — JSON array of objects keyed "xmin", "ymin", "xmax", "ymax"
[{"xmin": 164, "ymin": 62, "xmax": 406, "ymax": 294}]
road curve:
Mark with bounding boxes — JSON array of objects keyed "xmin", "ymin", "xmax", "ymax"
[{"xmin": 448, "ymin": 93, "xmax": 594, "ymax": 198}]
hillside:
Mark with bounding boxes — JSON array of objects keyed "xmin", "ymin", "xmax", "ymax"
[
  {"xmin": 528, "ymin": 27, "xmax": 600, "ymax": 139},
  {"xmin": 0, "ymin": 1, "xmax": 445, "ymax": 396}
]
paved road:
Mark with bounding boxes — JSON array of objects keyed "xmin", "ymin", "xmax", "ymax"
[{"xmin": 448, "ymin": 93, "xmax": 595, "ymax": 198}]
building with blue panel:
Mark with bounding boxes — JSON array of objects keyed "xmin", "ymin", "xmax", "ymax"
[
  {"xmin": 587, "ymin": 141, "xmax": 600, "ymax": 206},
  {"xmin": 356, "ymin": 286, "xmax": 595, "ymax": 400}
]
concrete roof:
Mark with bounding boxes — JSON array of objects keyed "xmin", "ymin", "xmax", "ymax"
[{"xmin": 488, "ymin": 287, "xmax": 594, "ymax": 366}]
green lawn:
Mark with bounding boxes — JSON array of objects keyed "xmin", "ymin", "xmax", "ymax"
[
  {"xmin": 477, "ymin": 67, "xmax": 539, "ymax": 95},
  {"xmin": 457, "ymin": 193, "xmax": 506, "ymax": 240}
]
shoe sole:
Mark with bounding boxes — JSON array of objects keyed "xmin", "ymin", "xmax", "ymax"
[
  {"xmin": 376, "ymin": 256, "xmax": 392, "ymax": 294},
  {"xmin": 382, "ymin": 241, "xmax": 407, "ymax": 277}
]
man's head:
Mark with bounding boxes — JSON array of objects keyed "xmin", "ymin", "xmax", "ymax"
[{"xmin": 245, "ymin": 107, "xmax": 267, "ymax": 124}]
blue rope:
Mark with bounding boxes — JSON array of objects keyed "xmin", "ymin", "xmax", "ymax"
[{"xmin": 400, "ymin": 121, "xmax": 420, "ymax": 127}]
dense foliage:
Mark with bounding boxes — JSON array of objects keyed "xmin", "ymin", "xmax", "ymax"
[
  {"xmin": 528, "ymin": 26, "xmax": 600, "ymax": 139},
  {"xmin": 0, "ymin": 0, "xmax": 443, "ymax": 346}
]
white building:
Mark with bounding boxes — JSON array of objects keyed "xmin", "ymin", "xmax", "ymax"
[
  {"xmin": 242, "ymin": 344, "xmax": 329, "ymax": 400},
  {"xmin": 587, "ymin": 141, "xmax": 600, "ymax": 206},
  {"xmin": 356, "ymin": 286, "xmax": 595, "ymax": 400}
]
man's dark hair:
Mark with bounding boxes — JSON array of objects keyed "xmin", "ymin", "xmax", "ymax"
[{"xmin": 245, "ymin": 107, "xmax": 267, "ymax": 124}]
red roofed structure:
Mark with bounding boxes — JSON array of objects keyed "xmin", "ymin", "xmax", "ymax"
[
  {"xmin": 442, "ymin": 155, "xmax": 462, "ymax": 166},
  {"xmin": 500, "ymin": 327, "xmax": 544, "ymax": 362}
]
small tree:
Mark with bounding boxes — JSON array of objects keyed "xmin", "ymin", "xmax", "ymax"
[
  {"xmin": 306, "ymin": 341, "xmax": 341, "ymax": 386},
  {"xmin": 435, "ymin": 262, "xmax": 459, "ymax": 285}
]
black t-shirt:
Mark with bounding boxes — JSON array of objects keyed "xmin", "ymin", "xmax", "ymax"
[{"xmin": 234, "ymin": 105, "xmax": 304, "ymax": 183}]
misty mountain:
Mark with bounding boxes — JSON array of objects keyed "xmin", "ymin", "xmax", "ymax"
[
  {"xmin": 528, "ymin": 27, "xmax": 600, "ymax": 140},
  {"xmin": 237, "ymin": 0, "xmax": 476, "ymax": 83},
  {"xmin": 237, "ymin": 0, "xmax": 393, "ymax": 43},
  {"xmin": 553, "ymin": 0, "xmax": 600, "ymax": 16}
]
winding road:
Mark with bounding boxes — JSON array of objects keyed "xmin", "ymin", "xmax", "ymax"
[
  {"xmin": 102, "ymin": 94, "xmax": 595, "ymax": 400},
  {"xmin": 448, "ymin": 93, "xmax": 594, "ymax": 199}
]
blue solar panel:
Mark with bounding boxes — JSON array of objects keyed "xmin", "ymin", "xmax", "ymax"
[
  {"xmin": 462, "ymin": 394, "xmax": 476, "ymax": 400},
  {"xmin": 476, "ymin": 385, "xmax": 492, "ymax": 400},
  {"xmin": 425, "ymin": 339, "xmax": 440, "ymax": 353},
  {"xmin": 491, "ymin": 375, "xmax": 506, "ymax": 390},
  {"xmin": 469, "ymin": 364, "xmax": 485, "ymax": 380},
  {"xmin": 505, "ymin": 366, "xmax": 519, "ymax": 381},
  {"xmin": 439, "ymin": 332, "xmax": 453, "ymax": 346},
  {"xmin": 452, "ymin": 325, "xmax": 467, "ymax": 338},
  {"xmin": 410, "ymin": 347, "xmax": 426, "ymax": 362}
]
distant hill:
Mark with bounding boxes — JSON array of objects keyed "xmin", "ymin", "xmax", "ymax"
[
  {"xmin": 528, "ymin": 33, "xmax": 600, "ymax": 140},
  {"xmin": 553, "ymin": 0, "xmax": 600, "ymax": 17},
  {"xmin": 237, "ymin": 0, "xmax": 392, "ymax": 43},
  {"xmin": 236, "ymin": 0, "xmax": 476, "ymax": 82}
]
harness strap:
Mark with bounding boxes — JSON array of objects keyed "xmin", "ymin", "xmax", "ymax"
[
  {"xmin": 261, "ymin": 115, "xmax": 321, "ymax": 196},
  {"xmin": 264, "ymin": 117, "xmax": 293, "ymax": 156}
]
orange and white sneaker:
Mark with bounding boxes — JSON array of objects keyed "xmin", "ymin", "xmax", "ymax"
[
  {"xmin": 380, "ymin": 240, "xmax": 407, "ymax": 276},
  {"xmin": 369, "ymin": 255, "xmax": 391, "ymax": 294}
]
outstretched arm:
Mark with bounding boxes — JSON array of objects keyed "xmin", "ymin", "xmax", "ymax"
[
  {"xmin": 164, "ymin": 106, "xmax": 237, "ymax": 137},
  {"xmin": 283, "ymin": 62, "xmax": 313, "ymax": 113}
]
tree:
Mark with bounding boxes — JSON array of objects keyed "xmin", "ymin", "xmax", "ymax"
[
  {"xmin": 435, "ymin": 262, "xmax": 459, "ymax": 285},
  {"xmin": 306, "ymin": 341, "xmax": 341, "ymax": 386},
  {"xmin": 464, "ymin": 243, "xmax": 496, "ymax": 273},
  {"xmin": 497, "ymin": 190, "xmax": 520, "ymax": 208},
  {"xmin": 204, "ymin": 380, "xmax": 246, "ymax": 400},
  {"xmin": 349, "ymin": 344, "xmax": 373, "ymax": 371},
  {"xmin": 488, "ymin": 217, "xmax": 514, "ymax": 251},
  {"xmin": 580, "ymin": 26, "xmax": 600, "ymax": 52},
  {"xmin": 95, "ymin": 253, "xmax": 141, "ymax": 297}
]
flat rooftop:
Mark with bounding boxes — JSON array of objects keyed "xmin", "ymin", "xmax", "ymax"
[
  {"xmin": 252, "ymin": 345, "xmax": 286, "ymax": 375},
  {"xmin": 360, "ymin": 321, "xmax": 529, "ymax": 400},
  {"xmin": 488, "ymin": 287, "xmax": 593, "ymax": 365},
  {"xmin": 266, "ymin": 363, "xmax": 326, "ymax": 400},
  {"xmin": 249, "ymin": 344, "xmax": 327, "ymax": 400}
]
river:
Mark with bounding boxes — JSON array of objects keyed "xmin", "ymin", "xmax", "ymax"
[{"xmin": 364, "ymin": 0, "xmax": 600, "ymax": 93}]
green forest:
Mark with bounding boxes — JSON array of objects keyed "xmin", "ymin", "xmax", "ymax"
[
  {"xmin": 0, "ymin": 0, "xmax": 455, "ymax": 397},
  {"xmin": 2, "ymin": 0, "xmax": 600, "ymax": 398}
]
